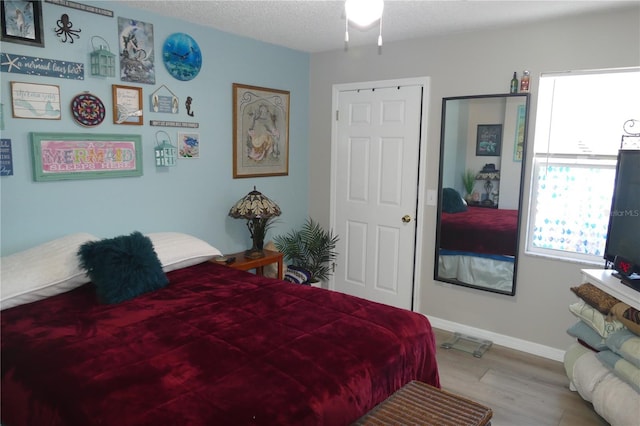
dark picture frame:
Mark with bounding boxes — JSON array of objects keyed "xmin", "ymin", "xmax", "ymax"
[
  {"xmin": 476, "ymin": 124, "xmax": 502, "ymax": 156},
  {"xmin": 1, "ymin": 0, "xmax": 44, "ymax": 47}
]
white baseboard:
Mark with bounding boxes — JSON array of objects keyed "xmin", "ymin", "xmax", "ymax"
[{"xmin": 426, "ymin": 315, "xmax": 565, "ymax": 362}]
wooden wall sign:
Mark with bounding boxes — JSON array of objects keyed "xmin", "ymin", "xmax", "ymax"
[
  {"xmin": 31, "ymin": 132, "xmax": 143, "ymax": 181},
  {"xmin": 1, "ymin": 53, "xmax": 84, "ymax": 80}
]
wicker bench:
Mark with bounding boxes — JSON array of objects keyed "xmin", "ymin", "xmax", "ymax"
[{"xmin": 353, "ymin": 380, "xmax": 493, "ymax": 426}]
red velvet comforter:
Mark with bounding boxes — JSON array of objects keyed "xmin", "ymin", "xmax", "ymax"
[
  {"xmin": 1, "ymin": 261, "xmax": 439, "ymax": 426},
  {"xmin": 440, "ymin": 206, "xmax": 518, "ymax": 256}
]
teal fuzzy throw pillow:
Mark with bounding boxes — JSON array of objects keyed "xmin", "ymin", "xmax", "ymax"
[
  {"xmin": 78, "ymin": 231, "xmax": 168, "ymax": 304},
  {"xmin": 442, "ymin": 187, "xmax": 468, "ymax": 213}
]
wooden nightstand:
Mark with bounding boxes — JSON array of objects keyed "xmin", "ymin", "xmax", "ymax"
[{"xmin": 212, "ymin": 249, "xmax": 284, "ymax": 280}]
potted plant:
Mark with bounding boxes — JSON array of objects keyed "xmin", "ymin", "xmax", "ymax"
[
  {"xmin": 462, "ymin": 169, "xmax": 476, "ymax": 203},
  {"xmin": 274, "ymin": 217, "xmax": 339, "ymax": 285}
]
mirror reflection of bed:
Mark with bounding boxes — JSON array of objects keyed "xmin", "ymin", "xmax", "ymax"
[{"xmin": 435, "ymin": 94, "xmax": 530, "ymax": 295}]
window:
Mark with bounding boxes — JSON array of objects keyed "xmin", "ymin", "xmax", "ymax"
[{"xmin": 526, "ymin": 68, "xmax": 640, "ymax": 264}]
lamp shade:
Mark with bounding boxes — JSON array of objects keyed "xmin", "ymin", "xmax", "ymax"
[
  {"xmin": 475, "ymin": 171, "xmax": 500, "ymax": 181},
  {"xmin": 229, "ymin": 187, "xmax": 281, "ymax": 220},
  {"xmin": 344, "ymin": 0, "xmax": 384, "ymax": 48},
  {"xmin": 229, "ymin": 187, "xmax": 281, "ymax": 258},
  {"xmin": 345, "ymin": 0, "xmax": 384, "ymax": 27}
]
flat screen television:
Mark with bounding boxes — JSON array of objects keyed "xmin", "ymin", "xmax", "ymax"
[{"xmin": 604, "ymin": 149, "xmax": 640, "ymax": 288}]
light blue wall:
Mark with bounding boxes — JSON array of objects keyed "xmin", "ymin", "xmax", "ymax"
[{"xmin": 0, "ymin": 1, "xmax": 309, "ymax": 256}]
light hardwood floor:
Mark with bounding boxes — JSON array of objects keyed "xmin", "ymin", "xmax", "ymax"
[{"xmin": 433, "ymin": 328, "xmax": 609, "ymax": 426}]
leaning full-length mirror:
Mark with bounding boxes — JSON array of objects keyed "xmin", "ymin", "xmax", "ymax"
[{"xmin": 434, "ymin": 93, "xmax": 530, "ymax": 295}]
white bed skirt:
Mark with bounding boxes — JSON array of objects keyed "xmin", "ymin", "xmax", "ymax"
[{"xmin": 438, "ymin": 254, "xmax": 514, "ymax": 292}]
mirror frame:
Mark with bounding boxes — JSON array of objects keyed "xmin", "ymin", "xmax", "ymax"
[{"xmin": 434, "ymin": 93, "xmax": 530, "ymax": 296}]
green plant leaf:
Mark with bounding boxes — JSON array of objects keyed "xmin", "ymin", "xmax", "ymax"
[
  {"xmin": 462, "ymin": 169, "xmax": 476, "ymax": 195},
  {"xmin": 274, "ymin": 217, "xmax": 339, "ymax": 282}
]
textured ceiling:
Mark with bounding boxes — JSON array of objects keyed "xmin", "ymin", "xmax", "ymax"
[{"xmin": 122, "ymin": 1, "xmax": 636, "ymax": 53}]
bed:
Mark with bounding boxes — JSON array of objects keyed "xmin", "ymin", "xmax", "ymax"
[
  {"xmin": 1, "ymin": 232, "xmax": 439, "ymax": 426},
  {"xmin": 438, "ymin": 206, "xmax": 518, "ymax": 291}
]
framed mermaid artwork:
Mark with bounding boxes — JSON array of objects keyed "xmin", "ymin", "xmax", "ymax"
[
  {"xmin": 177, "ymin": 131, "xmax": 199, "ymax": 159},
  {"xmin": 1, "ymin": 0, "xmax": 44, "ymax": 47},
  {"xmin": 232, "ymin": 83, "xmax": 289, "ymax": 178}
]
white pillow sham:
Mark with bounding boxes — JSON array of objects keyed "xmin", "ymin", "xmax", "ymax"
[
  {"xmin": 0, "ymin": 233, "xmax": 98, "ymax": 310},
  {"xmin": 569, "ymin": 300, "xmax": 626, "ymax": 338},
  {"xmin": 146, "ymin": 232, "xmax": 221, "ymax": 273}
]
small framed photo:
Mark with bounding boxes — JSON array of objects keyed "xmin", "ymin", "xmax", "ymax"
[
  {"xmin": 112, "ymin": 84, "xmax": 143, "ymax": 125},
  {"xmin": 178, "ymin": 131, "xmax": 200, "ymax": 159},
  {"xmin": 1, "ymin": 0, "xmax": 44, "ymax": 47},
  {"xmin": 11, "ymin": 81, "xmax": 61, "ymax": 120},
  {"xmin": 476, "ymin": 124, "xmax": 502, "ymax": 156}
]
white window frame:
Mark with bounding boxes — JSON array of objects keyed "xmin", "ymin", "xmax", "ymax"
[
  {"xmin": 526, "ymin": 155, "xmax": 617, "ymax": 265},
  {"xmin": 525, "ymin": 67, "xmax": 639, "ymax": 265}
]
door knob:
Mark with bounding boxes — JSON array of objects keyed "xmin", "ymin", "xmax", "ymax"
[{"xmin": 402, "ymin": 215, "xmax": 412, "ymax": 223}]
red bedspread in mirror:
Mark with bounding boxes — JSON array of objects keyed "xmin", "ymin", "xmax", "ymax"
[
  {"xmin": 1, "ymin": 261, "xmax": 439, "ymax": 426},
  {"xmin": 440, "ymin": 206, "xmax": 518, "ymax": 256}
]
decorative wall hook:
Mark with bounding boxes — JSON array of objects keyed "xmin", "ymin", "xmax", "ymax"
[
  {"xmin": 185, "ymin": 96, "xmax": 195, "ymax": 117},
  {"xmin": 621, "ymin": 119, "xmax": 640, "ymax": 149},
  {"xmin": 55, "ymin": 14, "xmax": 81, "ymax": 43},
  {"xmin": 623, "ymin": 119, "xmax": 640, "ymax": 136}
]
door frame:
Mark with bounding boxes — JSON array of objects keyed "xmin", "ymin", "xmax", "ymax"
[{"xmin": 329, "ymin": 76, "xmax": 430, "ymax": 311}]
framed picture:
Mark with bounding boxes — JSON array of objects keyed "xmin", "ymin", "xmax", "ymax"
[
  {"xmin": 112, "ymin": 84, "xmax": 143, "ymax": 125},
  {"xmin": 1, "ymin": 138, "xmax": 13, "ymax": 176},
  {"xmin": 177, "ymin": 131, "xmax": 200, "ymax": 159},
  {"xmin": 1, "ymin": 0, "xmax": 44, "ymax": 47},
  {"xmin": 476, "ymin": 124, "xmax": 502, "ymax": 156},
  {"xmin": 11, "ymin": 81, "xmax": 61, "ymax": 120},
  {"xmin": 118, "ymin": 17, "xmax": 155, "ymax": 84},
  {"xmin": 233, "ymin": 83, "xmax": 289, "ymax": 178},
  {"xmin": 513, "ymin": 105, "xmax": 526, "ymax": 162},
  {"xmin": 31, "ymin": 132, "xmax": 143, "ymax": 181}
]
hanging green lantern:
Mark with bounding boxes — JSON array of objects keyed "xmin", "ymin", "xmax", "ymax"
[
  {"xmin": 155, "ymin": 131, "xmax": 177, "ymax": 167},
  {"xmin": 90, "ymin": 36, "xmax": 115, "ymax": 78}
]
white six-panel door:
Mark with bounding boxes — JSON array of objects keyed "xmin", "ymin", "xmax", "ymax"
[{"xmin": 331, "ymin": 83, "xmax": 424, "ymax": 310}]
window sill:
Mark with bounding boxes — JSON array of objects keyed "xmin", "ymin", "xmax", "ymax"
[{"xmin": 522, "ymin": 250, "xmax": 605, "ymax": 268}]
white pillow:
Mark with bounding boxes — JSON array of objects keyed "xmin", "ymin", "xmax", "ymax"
[
  {"xmin": 569, "ymin": 300, "xmax": 626, "ymax": 338},
  {"xmin": 146, "ymin": 232, "xmax": 221, "ymax": 273},
  {"xmin": 0, "ymin": 233, "xmax": 98, "ymax": 310}
]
